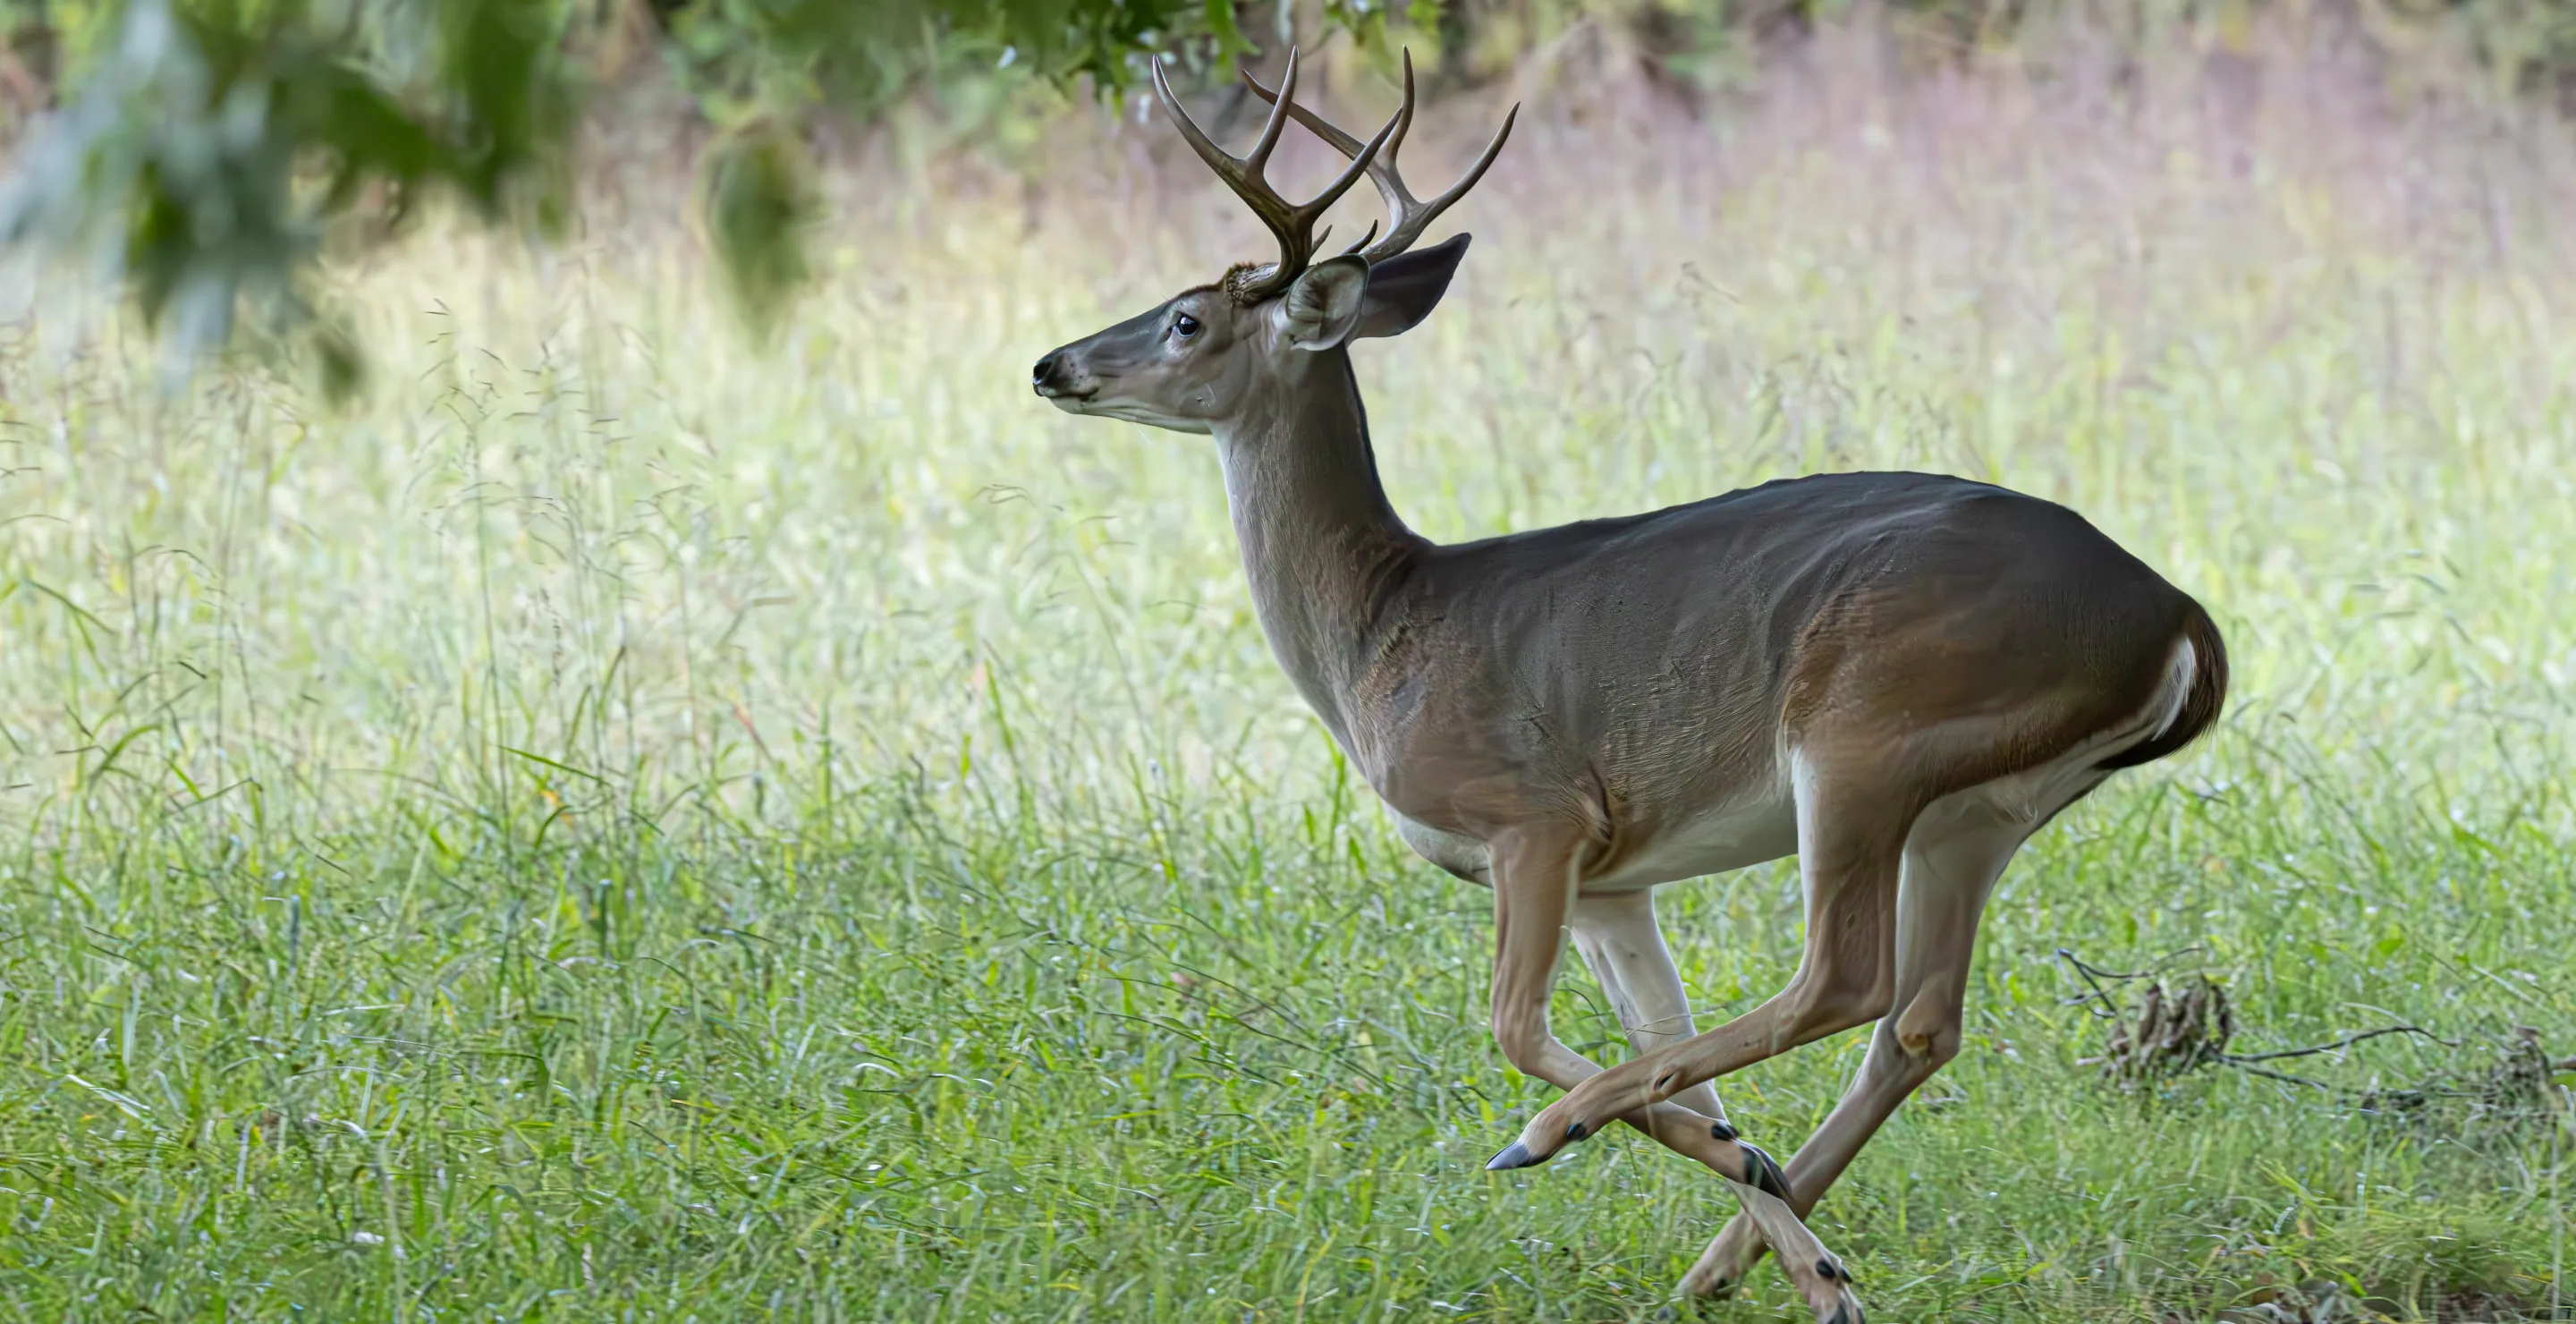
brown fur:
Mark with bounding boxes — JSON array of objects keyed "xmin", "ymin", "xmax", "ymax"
[
  {"xmin": 1222, "ymin": 261, "xmax": 1275, "ymax": 305},
  {"xmin": 2097, "ymin": 603, "xmax": 2228, "ymax": 770}
]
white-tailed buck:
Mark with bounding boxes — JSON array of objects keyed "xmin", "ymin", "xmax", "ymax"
[{"xmin": 1032, "ymin": 49, "xmax": 2225, "ymax": 1323}]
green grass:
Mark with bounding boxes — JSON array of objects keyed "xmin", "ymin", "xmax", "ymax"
[{"xmin": 3, "ymin": 30, "xmax": 2574, "ymax": 1324}]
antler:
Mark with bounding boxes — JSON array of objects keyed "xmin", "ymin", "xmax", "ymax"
[
  {"xmin": 1243, "ymin": 49, "xmax": 1518, "ymax": 266},
  {"xmin": 1151, "ymin": 47, "xmax": 1402, "ymax": 303}
]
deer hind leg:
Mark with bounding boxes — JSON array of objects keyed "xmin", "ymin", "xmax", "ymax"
[
  {"xmin": 1497, "ymin": 775, "xmax": 1904, "ymax": 1324},
  {"xmin": 1683, "ymin": 779, "xmax": 2079, "ymax": 1299},
  {"xmin": 1498, "ymin": 759, "xmax": 1905, "ymax": 1167},
  {"xmin": 1682, "ymin": 655, "xmax": 2186, "ymax": 1296},
  {"xmin": 1481, "ymin": 827, "xmax": 1852, "ymax": 1318}
]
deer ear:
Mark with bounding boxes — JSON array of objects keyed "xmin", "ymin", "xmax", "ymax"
[
  {"xmin": 1279, "ymin": 255, "xmax": 1371, "ymax": 352},
  {"xmin": 1354, "ymin": 233, "xmax": 1470, "ymax": 340}
]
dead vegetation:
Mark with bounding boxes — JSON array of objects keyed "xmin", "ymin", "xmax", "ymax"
[
  {"xmin": 2097, "ymin": 971, "xmax": 2238, "ymax": 1085},
  {"xmin": 2063, "ymin": 950, "xmax": 2573, "ymax": 1134}
]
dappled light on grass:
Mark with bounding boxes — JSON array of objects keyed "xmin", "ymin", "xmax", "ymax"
[{"xmin": 2, "ymin": 21, "xmax": 2572, "ymax": 1322}]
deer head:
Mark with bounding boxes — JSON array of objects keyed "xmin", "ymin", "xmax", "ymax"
[{"xmin": 1031, "ymin": 50, "xmax": 1517, "ymax": 436}]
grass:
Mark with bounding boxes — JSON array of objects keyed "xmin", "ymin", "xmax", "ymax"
[{"xmin": 3, "ymin": 21, "xmax": 2575, "ymax": 1324}]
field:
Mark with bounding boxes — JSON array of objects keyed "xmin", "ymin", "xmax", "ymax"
[{"xmin": 3, "ymin": 23, "xmax": 2573, "ymax": 1323}]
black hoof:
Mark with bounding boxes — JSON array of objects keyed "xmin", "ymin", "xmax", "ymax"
[
  {"xmin": 1486, "ymin": 1142, "xmax": 1545, "ymax": 1171},
  {"xmin": 1708, "ymin": 1119, "xmax": 1738, "ymax": 1142},
  {"xmin": 1740, "ymin": 1141, "xmax": 1792, "ymax": 1201},
  {"xmin": 1563, "ymin": 1121, "xmax": 1587, "ymax": 1141}
]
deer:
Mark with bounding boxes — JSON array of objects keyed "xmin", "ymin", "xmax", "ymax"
[{"xmin": 1030, "ymin": 48, "xmax": 2226, "ymax": 1324}]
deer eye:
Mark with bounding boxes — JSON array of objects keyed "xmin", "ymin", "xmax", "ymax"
[{"xmin": 1171, "ymin": 313, "xmax": 1201, "ymax": 339}]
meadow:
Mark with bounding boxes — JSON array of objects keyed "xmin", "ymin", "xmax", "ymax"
[{"xmin": 1, "ymin": 21, "xmax": 2572, "ymax": 1322}]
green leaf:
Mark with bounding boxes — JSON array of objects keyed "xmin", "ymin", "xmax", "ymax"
[{"xmin": 704, "ymin": 119, "xmax": 820, "ymax": 341}]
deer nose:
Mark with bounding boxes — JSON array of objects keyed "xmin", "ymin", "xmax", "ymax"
[{"xmin": 1031, "ymin": 353, "xmax": 1063, "ymax": 395}]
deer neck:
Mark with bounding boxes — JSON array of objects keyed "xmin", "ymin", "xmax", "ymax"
[{"xmin": 1213, "ymin": 350, "xmax": 1425, "ymax": 740}]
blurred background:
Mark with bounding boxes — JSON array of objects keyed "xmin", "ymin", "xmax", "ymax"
[{"xmin": 0, "ymin": 2, "xmax": 2572, "ymax": 1320}]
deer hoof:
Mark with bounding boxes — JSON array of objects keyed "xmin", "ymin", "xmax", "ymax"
[
  {"xmin": 1817, "ymin": 1267, "xmax": 1866, "ymax": 1324},
  {"xmin": 1741, "ymin": 1142, "xmax": 1792, "ymax": 1201},
  {"xmin": 1485, "ymin": 1142, "xmax": 1542, "ymax": 1171}
]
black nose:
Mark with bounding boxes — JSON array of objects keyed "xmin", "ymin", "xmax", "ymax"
[{"xmin": 1031, "ymin": 353, "xmax": 1062, "ymax": 395}]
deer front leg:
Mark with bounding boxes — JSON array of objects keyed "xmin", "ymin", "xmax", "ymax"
[
  {"xmin": 1480, "ymin": 829, "xmax": 1786, "ymax": 1186},
  {"xmin": 1570, "ymin": 890, "xmax": 1828, "ymax": 1258},
  {"xmin": 1571, "ymin": 891, "xmax": 1818, "ymax": 1302},
  {"xmin": 1567, "ymin": 889, "xmax": 1724, "ymax": 1116},
  {"xmin": 1480, "ymin": 829, "xmax": 1864, "ymax": 1324}
]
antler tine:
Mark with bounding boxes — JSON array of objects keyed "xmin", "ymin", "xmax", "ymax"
[
  {"xmin": 1151, "ymin": 48, "xmax": 1399, "ymax": 301},
  {"xmin": 1244, "ymin": 51, "xmax": 1417, "ymax": 222},
  {"xmin": 1240, "ymin": 44, "xmax": 1300, "ymax": 175},
  {"xmin": 1150, "ymin": 55, "xmax": 1273, "ymax": 215},
  {"xmin": 1244, "ymin": 48, "xmax": 1519, "ymax": 265},
  {"xmin": 1385, "ymin": 99, "xmax": 1515, "ymax": 259}
]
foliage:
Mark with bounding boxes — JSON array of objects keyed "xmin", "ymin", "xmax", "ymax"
[
  {"xmin": 0, "ymin": 0, "xmax": 578, "ymax": 397},
  {"xmin": 655, "ymin": 0, "xmax": 1249, "ymax": 123},
  {"xmin": 699, "ymin": 117, "xmax": 816, "ymax": 336},
  {"xmin": 6, "ymin": 0, "xmax": 2576, "ymax": 393},
  {"xmin": 0, "ymin": 0, "xmax": 1290, "ymax": 394}
]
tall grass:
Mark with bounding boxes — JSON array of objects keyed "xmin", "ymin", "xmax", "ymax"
[{"xmin": 1, "ymin": 20, "xmax": 2572, "ymax": 1322}]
